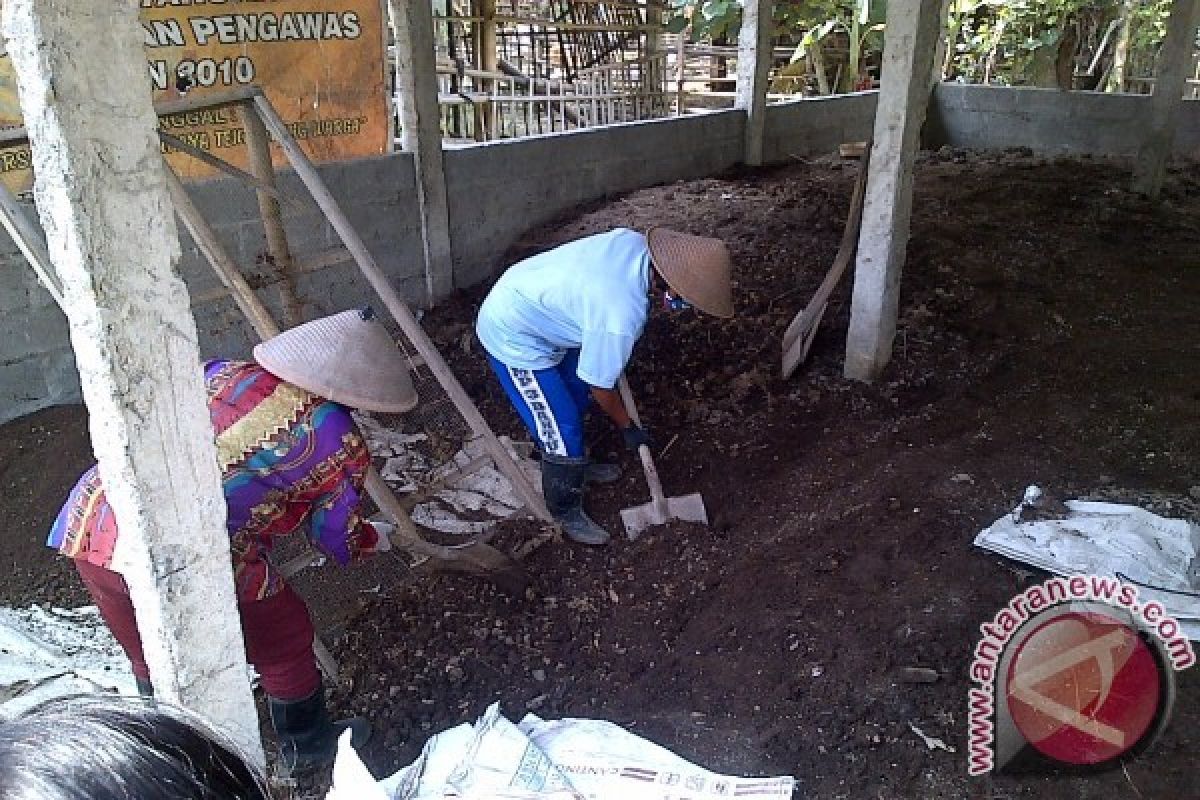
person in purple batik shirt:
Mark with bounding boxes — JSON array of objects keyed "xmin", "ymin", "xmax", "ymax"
[{"xmin": 47, "ymin": 309, "xmax": 418, "ymax": 775}]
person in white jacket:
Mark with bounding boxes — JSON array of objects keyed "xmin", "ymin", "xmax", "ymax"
[{"xmin": 476, "ymin": 227, "xmax": 734, "ymax": 545}]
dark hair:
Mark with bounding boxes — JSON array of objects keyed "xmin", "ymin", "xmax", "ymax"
[{"xmin": 0, "ymin": 695, "xmax": 271, "ymax": 800}]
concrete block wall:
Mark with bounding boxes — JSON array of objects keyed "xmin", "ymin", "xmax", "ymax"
[
  {"xmin": 11, "ymin": 85, "xmax": 1200, "ymax": 423},
  {"xmin": 763, "ymin": 91, "xmax": 878, "ymax": 161},
  {"xmin": 929, "ymin": 84, "xmax": 1200, "ymax": 157},
  {"xmin": 0, "ymin": 153, "xmax": 425, "ymax": 424},
  {"xmin": 0, "ymin": 217, "xmax": 76, "ymax": 421},
  {"xmin": 444, "ymin": 109, "xmax": 745, "ymax": 286}
]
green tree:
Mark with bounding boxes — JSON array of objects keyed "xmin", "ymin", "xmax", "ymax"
[{"xmin": 664, "ymin": 0, "xmax": 1178, "ymax": 94}]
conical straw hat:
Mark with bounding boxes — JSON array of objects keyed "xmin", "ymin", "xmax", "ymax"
[
  {"xmin": 253, "ymin": 309, "xmax": 418, "ymax": 413},
  {"xmin": 646, "ymin": 228, "xmax": 734, "ymax": 318}
]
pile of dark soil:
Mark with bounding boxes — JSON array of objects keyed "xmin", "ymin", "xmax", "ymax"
[{"xmin": 3, "ymin": 150, "xmax": 1198, "ymax": 798}]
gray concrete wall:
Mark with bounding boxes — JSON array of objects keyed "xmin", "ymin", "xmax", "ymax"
[
  {"xmin": 181, "ymin": 154, "xmax": 427, "ymax": 356},
  {"xmin": 929, "ymin": 83, "xmax": 1200, "ymax": 157},
  {"xmin": 4, "ymin": 110, "xmax": 751, "ymax": 424},
  {"xmin": 443, "ymin": 95, "xmax": 883, "ymax": 284},
  {"xmin": 763, "ymin": 91, "xmax": 879, "ymax": 162},
  {"xmin": 0, "ymin": 153, "xmax": 425, "ymax": 424},
  {"xmin": 0, "ymin": 222, "xmax": 76, "ymax": 422},
  {"xmin": 444, "ymin": 110, "xmax": 745, "ymax": 287},
  {"xmin": 13, "ymin": 85, "xmax": 1200, "ymax": 423}
]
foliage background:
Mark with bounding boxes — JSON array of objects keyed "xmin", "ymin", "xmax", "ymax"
[{"xmin": 666, "ymin": 0, "xmax": 1181, "ymax": 94}]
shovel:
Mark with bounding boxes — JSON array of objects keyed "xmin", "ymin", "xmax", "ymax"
[
  {"xmin": 617, "ymin": 375, "xmax": 708, "ymax": 540},
  {"xmin": 780, "ymin": 139, "xmax": 872, "ymax": 379}
]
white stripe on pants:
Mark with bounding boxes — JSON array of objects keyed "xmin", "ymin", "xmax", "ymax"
[{"xmin": 507, "ymin": 365, "xmax": 568, "ymax": 456}]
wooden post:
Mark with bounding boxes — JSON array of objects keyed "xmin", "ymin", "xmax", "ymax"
[
  {"xmin": 390, "ymin": 0, "xmax": 455, "ymax": 305},
  {"xmin": 480, "ymin": 0, "xmax": 498, "ymax": 139},
  {"xmin": 810, "ymin": 36, "xmax": 832, "ymax": 95},
  {"xmin": 1107, "ymin": 0, "xmax": 1136, "ymax": 92},
  {"xmin": 644, "ymin": 0, "xmax": 664, "ymax": 111},
  {"xmin": 675, "ymin": 25, "xmax": 690, "ymax": 115},
  {"xmin": 1132, "ymin": 0, "xmax": 1200, "ymax": 197},
  {"xmin": 735, "ymin": 0, "xmax": 773, "ymax": 166},
  {"xmin": 241, "ymin": 105, "xmax": 303, "ymax": 327},
  {"xmin": 844, "ymin": 0, "xmax": 944, "ymax": 383},
  {"xmin": 2, "ymin": 0, "xmax": 262, "ymax": 761},
  {"xmin": 931, "ymin": 0, "xmax": 954, "ymax": 84}
]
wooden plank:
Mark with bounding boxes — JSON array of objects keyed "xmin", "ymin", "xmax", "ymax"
[
  {"xmin": 155, "ymin": 86, "xmax": 265, "ymax": 116},
  {"xmin": 435, "ymin": 14, "xmax": 658, "ymax": 32},
  {"xmin": 163, "ymin": 166, "xmax": 281, "ymax": 340},
  {"xmin": 157, "ymin": 131, "xmax": 298, "ymax": 207},
  {"xmin": 0, "ymin": 87, "xmax": 266, "ymax": 148}
]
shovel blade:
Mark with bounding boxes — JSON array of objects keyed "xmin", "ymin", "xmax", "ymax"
[
  {"xmin": 620, "ymin": 503, "xmax": 664, "ymax": 540},
  {"xmin": 620, "ymin": 493, "xmax": 708, "ymax": 540}
]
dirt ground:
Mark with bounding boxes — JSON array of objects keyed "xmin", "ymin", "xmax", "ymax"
[{"xmin": 3, "ymin": 150, "xmax": 1199, "ymax": 799}]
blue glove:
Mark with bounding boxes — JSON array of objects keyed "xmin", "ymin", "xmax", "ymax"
[{"xmin": 622, "ymin": 423, "xmax": 653, "ymax": 451}]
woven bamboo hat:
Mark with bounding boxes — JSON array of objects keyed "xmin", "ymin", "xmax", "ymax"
[
  {"xmin": 646, "ymin": 228, "xmax": 734, "ymax": 318},
  {"xmin": 253, "ymin": 308, "xmax": 418, "ymax": 413}
]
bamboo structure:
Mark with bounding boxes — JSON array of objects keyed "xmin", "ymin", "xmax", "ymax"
[
  {"xmin": 387, "ymin": 2, "xmax": 844, "ymax": 144},
  {"xmin": 408, "ymin": 0, "xmax": 671, "ymax": 143}
]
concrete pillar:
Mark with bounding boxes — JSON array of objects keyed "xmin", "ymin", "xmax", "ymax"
[
  {"xmin": 2, "ymin": 0, "xmax": 262, "ymax": 762},
  {"xmin": 390, "ymin": 0, "xmax": 455, "ymax": 305},
  {"xmin": 844, "ymin": 0, "xmax": 944, "ymax": 382},
  {"xmin": 735, "ymin": 0, "xmax": 773, "ymax": 166},
  {"xmin": 1132, "ymin": 0, "xmax": 1200, "ymax": 197}
]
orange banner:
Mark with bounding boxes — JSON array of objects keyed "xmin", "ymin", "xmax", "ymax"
[{"xmin": 0, "ymin": 0, "xmax": 389, "ymax": 192}]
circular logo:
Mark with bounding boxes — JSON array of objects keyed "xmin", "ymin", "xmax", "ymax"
[{"xmin": 1004, "ymin": 609, "xmax": 1165, "ymax": 766}]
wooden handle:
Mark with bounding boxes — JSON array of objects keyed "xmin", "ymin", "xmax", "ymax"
[
  {"xmin": 637, "ymin": 443, "xmax": 668, "ymax": 508},
  {"xmin": 616, "ymin": 373, "xmax": 642, "ymax": 427},
  {"xmin": 618, "ymin": 375, "xmax": 666, "ymax": 506},
  {"xmin": 781, "ymin": 140, "xmax": 872, "ymax": 356}
]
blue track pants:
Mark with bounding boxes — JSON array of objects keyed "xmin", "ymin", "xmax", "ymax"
[{"xmin": 486, "ymin": 349, "xmax": 591, "ymax": 458}]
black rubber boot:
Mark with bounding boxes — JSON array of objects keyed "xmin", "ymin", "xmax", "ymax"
[
  {"xmin": 542, "ymin": 454, "xmax": 611, "ymax": 545},
  {"xmin": 135, "ymin": 676, "xmax": 154, "ymax": 698},
  {"xmin": 585, "ymin": 461, "xmax": 621, "ymax": 484},
  {"xmin": 268, "ymin": 683, "xmax": 372, "ymax": 776}
]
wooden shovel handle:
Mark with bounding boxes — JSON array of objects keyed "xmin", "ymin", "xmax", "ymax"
[
  {"xmin": 637, "ymin": 445, "xmax": 669, "ymax": 512},
  {"xmin": 781, "ymin": 140, "xmax": 873, "ymax": 378},
  {"xmin": 617, "ymin": 375, "xmax": 667, "ymax": 507},
  {"xmin": 616, "ymin": 373, "xmax": 643, "ymax": 427}
]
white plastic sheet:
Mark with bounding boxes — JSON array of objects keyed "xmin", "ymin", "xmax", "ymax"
[
  {"xmin": 328, "ymin": 704, "xmax": 796, "ymax": 800},
  {"xmin": 974, "ymin": 493, "xmax": 1200, "ymax": 639},
  {"xmin": 0, "ymin": 605, "xmax": 136, "ymax": 719}
]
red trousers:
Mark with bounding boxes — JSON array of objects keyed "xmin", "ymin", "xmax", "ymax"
[{"xmin": 75, "ymin": 559, "xmax": 321, "ymax": 701}]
